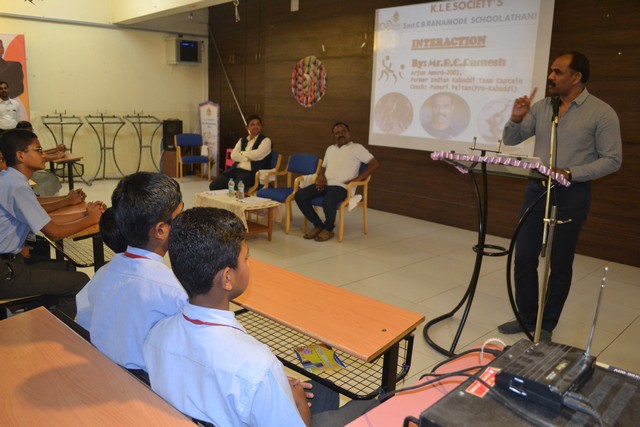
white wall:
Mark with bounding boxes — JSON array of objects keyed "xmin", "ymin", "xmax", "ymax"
[
  {"xmin": 112, "ymin": 0, "xmax": 229, "ymax": 24},
  {"xmin": 0, "ymin": 1, "xmax": 209, "ymax": 179}
]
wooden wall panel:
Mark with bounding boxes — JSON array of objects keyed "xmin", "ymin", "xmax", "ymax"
[{"xmin": 209, "ymin": 0, "xmax": 640, "ymax": 267}]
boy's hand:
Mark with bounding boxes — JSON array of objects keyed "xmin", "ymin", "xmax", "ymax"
[
  {"xmin": 289, "ymin": 378, "xmax": 312, "ymax": 427},
  {"xmin": 20, "ymin": 245, "xmax": 33, "ymax": 258},
  {"xmin": 66, "ymin": 189, "xmax": 86, "ymax": 205},
  {"xmin": 86, "ymin": 201, "xmax": 106, "ymax": 223},
  {"xmin": 288, "ymin": 377, "xmax": 314, "ymax": 403}
]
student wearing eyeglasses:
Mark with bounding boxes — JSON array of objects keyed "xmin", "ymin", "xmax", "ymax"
[{"xmin": 0, "ymin": 128, "xmax": 106, "ymax": 318}]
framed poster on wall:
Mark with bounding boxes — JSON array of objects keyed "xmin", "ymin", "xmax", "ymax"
[{"xmin": 0, "ymin": 33, "xmax": 29, "ymax": 122}]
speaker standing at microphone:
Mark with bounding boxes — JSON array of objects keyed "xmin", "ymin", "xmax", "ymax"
[{"xmin": 497, "ymin": 51, "xmax": 622, "ymax": 341}]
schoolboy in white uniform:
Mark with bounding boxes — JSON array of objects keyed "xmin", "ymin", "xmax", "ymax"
[
  {"xmin": 144, "ymin": 208, "xmax": 375, "ymax": 426},
  {"xmin": 76, "ymin": 172, "xmax": 186, "ymax": 382}
]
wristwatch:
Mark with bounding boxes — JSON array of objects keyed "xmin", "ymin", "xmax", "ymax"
[{"xmin": 563, "ymin": 168, "xmax": 572, "ymax": 181}]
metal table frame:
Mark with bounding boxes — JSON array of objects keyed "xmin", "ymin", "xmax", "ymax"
[
  {"xmin": 41, "ymin": 113, "xmax": 90, "ymax": 186},
  {"xmin": 84, "ymin": 114, "xmax": 126, "ymax": 181},
  {"xmin": 123, "ymin": 113, "xmax": 163, "ymax": 172}
]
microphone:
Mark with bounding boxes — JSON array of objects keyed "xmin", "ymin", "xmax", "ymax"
[{"xmin": 551, "ymin": 96, "xmax": 560, "ymax": 120}]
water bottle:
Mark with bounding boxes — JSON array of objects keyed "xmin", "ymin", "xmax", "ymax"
[
  {"xmin": 237, "ymin": 180, "xmax": 245, "ymax": 200},
  {"xmin": 228, "ymin": 178, "xmax": 235, "ymax": 197}
]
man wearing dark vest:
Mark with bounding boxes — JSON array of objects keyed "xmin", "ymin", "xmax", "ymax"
[{"xmin": 209, "ymin": 115, "xmax": 272, "ymax": 191}]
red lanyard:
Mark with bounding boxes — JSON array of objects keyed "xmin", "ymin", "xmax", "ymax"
[
  {"xmin": 182, "ymin": 313, "xmax": 244, "ymax": 333},
  {"xmin": 124, "ymin": 252, "xmax": 151, "ymax": 260}
]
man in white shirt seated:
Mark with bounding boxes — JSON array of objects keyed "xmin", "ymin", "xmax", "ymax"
[{"xmin": 295, "ymin": 122, "xmax": 378, "ymax": 242}]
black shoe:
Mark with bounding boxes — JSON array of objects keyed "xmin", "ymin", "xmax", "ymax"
[
  {"xmin": 498, "ymin": 320, "xmax": 531, "ymax": 334},
  {"xmin": 534, "ymin": 329, "xmax": 553, "ymax": 342}
]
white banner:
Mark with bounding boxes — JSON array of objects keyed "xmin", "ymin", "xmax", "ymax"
[{"xmin": 198, "ymin": 101, "xmax": 219, "ymax": 175}]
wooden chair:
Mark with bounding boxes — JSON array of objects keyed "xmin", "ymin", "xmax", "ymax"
[
  {"xmin": 247, "ymin": 150, "xmax": 283, "ymax": 195},
  {"xmin": 256, "ymin": 153, "xmax": 321, "ymax": 234},
  {"xmin": 302, "ymin": 163, "xmax": 372, "ymax": 242},
  {"xmin": 175, "ymin": 133, "xmax": 213, "ymax": 179}
]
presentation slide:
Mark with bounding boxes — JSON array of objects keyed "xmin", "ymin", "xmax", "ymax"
[{"xmin": 369, "ymin": 0, "xmax": 555, "ymax": 155}]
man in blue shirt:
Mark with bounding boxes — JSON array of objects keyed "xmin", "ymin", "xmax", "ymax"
[
  {"xmin": 0, "ymin": 129, "xmax": 104, "ymax": 317},
  {"xmin": 499, "ymin": 52, "xmax": 622, "ymax": 341}
]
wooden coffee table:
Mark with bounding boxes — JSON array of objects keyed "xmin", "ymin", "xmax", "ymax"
[{"xmin": 195, "ymin": 191, "xmax": 282, "ymax": 241}]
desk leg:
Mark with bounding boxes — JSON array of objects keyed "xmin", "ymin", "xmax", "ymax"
[
  {"xmin": 381, "ymin": 344, "xmax": 400, "ymax": 393},
  {"xmin": 267, "ymin": 207, "xmax": 273, "ymax": 241},
  {"xmin": 92, "ymin": 235, "xmax": 105, "ymax": 272},
  {"xmin": 54, "ymin": 239, "xmax": 64, "ymax": 262},
  {"xmin": 67, "ymin": 162, "xmax": 75, "ymax": 191}
]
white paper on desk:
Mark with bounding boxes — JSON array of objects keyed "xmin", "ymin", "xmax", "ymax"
[
  {"xmin": 241, "ymin": 196, "xmax": 275, "ymax": 204},
  {"xmin": 496, "ymin": 154, "xmax": 542, "ymax": 164},
  {"xmin": 204, "ymin": 190, "xmax": 229, "ymax": 196}
]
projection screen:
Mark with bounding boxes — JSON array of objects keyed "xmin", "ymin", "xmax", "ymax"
[{"xmin": 369, "ymin": 0, "xmax": 555, "ymax": 155}]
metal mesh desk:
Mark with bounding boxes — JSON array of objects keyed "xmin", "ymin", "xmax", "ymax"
[
  {"xmin": 233, "ymin": 259, "xmax": 424, "ymax": 399},
  {"xmin": 236, "ymin": 309, "xmax": 414, "ymax": 399}
]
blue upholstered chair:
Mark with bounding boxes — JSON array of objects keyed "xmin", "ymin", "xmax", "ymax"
[
  {"xmin": 174, "ymin": 133, "xmax": 212, "ymax": 179},
  {"xmin": 247, "ymin": 150, "xmax": 283, "ymax": 195},
  {"xmin": 302, "ymin": 163, "xmax": 371, "ymax": 242},
  {"xmin": 256, "ymin": 153, "xmax": 321, "ymax": 234}
]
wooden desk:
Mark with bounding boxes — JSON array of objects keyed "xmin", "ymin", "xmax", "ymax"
[
  {"xmin": 49, "ymin": 153, "xmax": 84, "ymax": 191},
  {"xmin": 195, "ymin": 191, "xmax": 281, "ymax": 241},
  {"xmin": 47, "ymin": 203, "xmax": 110, "ymax": 271},
  {"xmin": 0, "ymin": 307, "xmax": 193, "ymax": 426},
  {"xmin": 347, "ymin": 347, "xmax": 498, "ymax": 426},
  {"xmin": 234, "ymin": 260, "xmax": 425, "ymax": 397}
]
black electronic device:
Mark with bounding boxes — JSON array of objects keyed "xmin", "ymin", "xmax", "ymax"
[
  {"xmin": 162, "ymin": 119, "xmax": 182, "ymax": 151},
  {"xmin": 494, "ymin": 267, "xmax": 608, "ymax": 410},
  {"xmin": 418, "ymin": 268, "xmax": 632, "ymax": 426},
  {"xmin": 418, "ymin": 338, "xmax": 639, "ymax": 426},
  {"xmin": 494, "ymin": 340, "xmax": 595, "ymax": 411},
  {"xmin": 178, "ymin": 40, "xmax": 201, "ymax": 63}
]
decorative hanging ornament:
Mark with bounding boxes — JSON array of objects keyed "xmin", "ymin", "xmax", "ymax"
[
  {"xmin": 291, "ymin": 56, "xmax": 327, "ymax": 108},
  {"xmin": 233, "ymin": 0, "xmax": 240, "ymax": 22}
]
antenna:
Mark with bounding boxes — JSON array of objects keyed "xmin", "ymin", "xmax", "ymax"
[{"xmin": 585, "ymin": 267, "xmax": 607, "ymax": 356}]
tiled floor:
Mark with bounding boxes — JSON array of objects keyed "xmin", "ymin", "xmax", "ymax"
[{"xmin": 80, "ymin": 176, "xmax": 640, "ymax": 384}]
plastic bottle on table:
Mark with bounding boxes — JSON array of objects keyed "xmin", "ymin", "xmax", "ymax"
[
  {"xmin": 228, "ymin": 178, "xmax": 235, "ymax": 197},
  {"xmin": 237, "ymin": 180, "xmax": 245, "ymax": 199}
]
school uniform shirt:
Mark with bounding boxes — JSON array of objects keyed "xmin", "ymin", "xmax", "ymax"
[
  {"xmin": 0, "ymin": 167, "xmax": 50, "ymax": 254},
  {"xmin": 75, "ymin": 246, "xmax": 187, "ymax": 370},
  {"xmin": 143, "ymin": 302, "xmax": 305, "ymax": 427},
  {"xmin": 323, "ymin": 141, "xmax": 374, "ymax": 189}
]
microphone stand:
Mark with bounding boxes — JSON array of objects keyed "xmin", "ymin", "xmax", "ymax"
[{"xmin": 534, "ymin": 97, "xmax": 562, "ymax": 343}]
